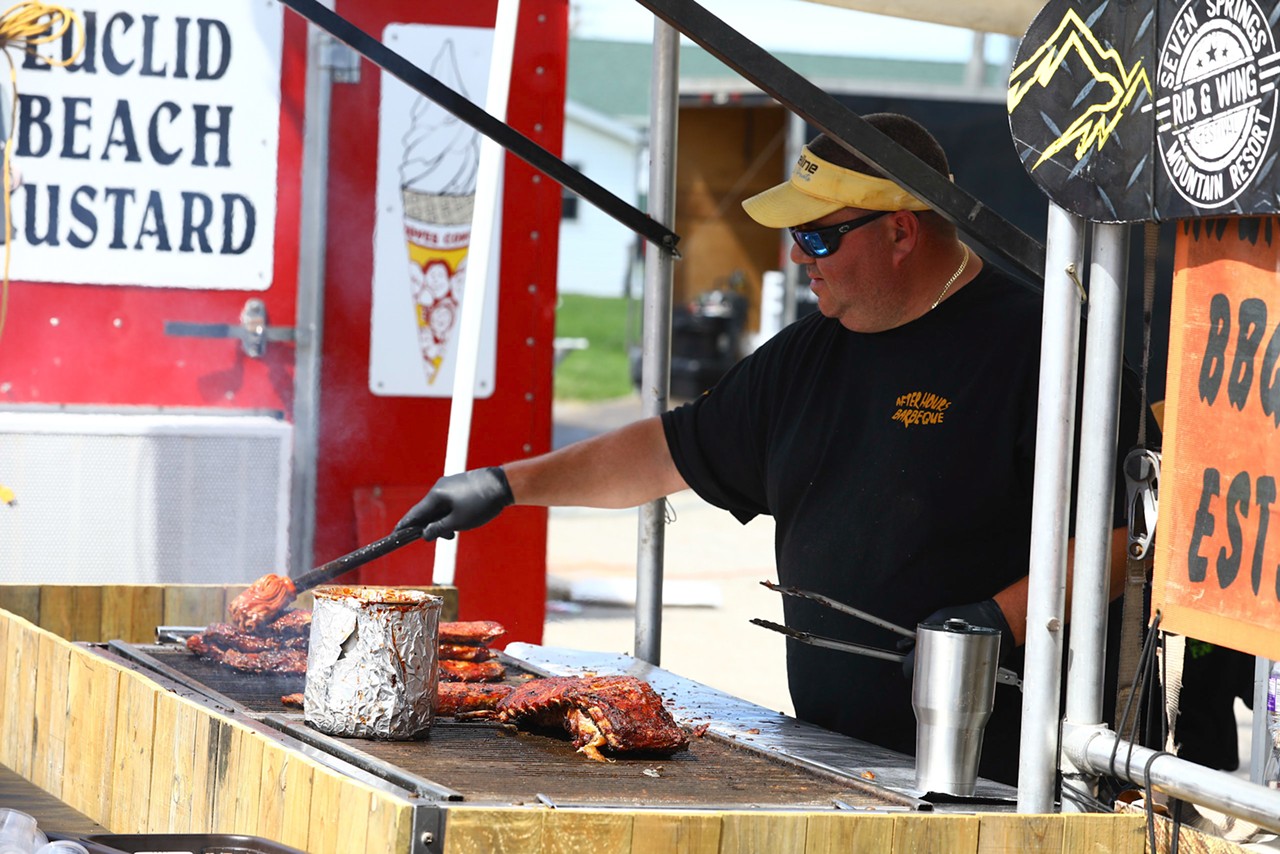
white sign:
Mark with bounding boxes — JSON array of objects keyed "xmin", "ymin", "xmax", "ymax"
[
  {"xmin": 369, "ymin": 23, "xmax": 499, "ymax": 399},
  {"xmin": 6, "ymin": 0, "xmax": 283, "ymax": 289}
]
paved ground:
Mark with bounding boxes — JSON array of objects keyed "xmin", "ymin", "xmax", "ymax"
[{"xmin": 542, "ymin": 394, "xmax": 1267, "ymax": 800}]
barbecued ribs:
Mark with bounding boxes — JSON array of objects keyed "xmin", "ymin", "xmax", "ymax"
[
  {"xmin": 496, "ymin": 676, "xmax": 689, "ymax": 761},
  {"xmin": 439, "ymin": 642, "xmax": 496, "ymax": 662},
  {"xmin": 436, "ymin": 682, "xmax": 514, "ymax": 716},
  {"xmin": 438, "ymin": 620, "xmax": 505, "ymax": 645},
  {"xmin": 187, "ymin": 609, "xmax": 311, "ymax": 674},
  {"xmin": 439, "ymin": 659, "xmax": 506, "ymax": 682}
]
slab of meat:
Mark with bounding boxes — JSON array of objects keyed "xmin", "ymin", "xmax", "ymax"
[
  {"xmin": 281, "ymin": 693, "xmax": 304, "ymax": 709},
  {"xmin": 435, "ymin": 682, "xmax": 513, "ymax": 716},
  {"xmin": 186, "ymin": 635, "xmax": 308, "ymax": 675},
  {"xmin": 259, "ymin": 609, "xmax": 311, "ymax": 639},
  {"xmin": 438, "ymin": 621, "xmax": 505, "ymax": 645},
  {"xmin": 198, "ymin": 623, "xmax": 309, "ymax": 653},
  {"xmin": 439, "ymin": 659, "xmax": 506, "ymax": 683},
  {"xmin": 439, "ymin": 643, "xmax": 496, "ymax": 662},
  {"xmin": 496, "ymin": 676, "xmax": 689, "ymax": 761},
  {"xmin": 227, "ymin": 573, "xmax": 297, "ymax": 632}
]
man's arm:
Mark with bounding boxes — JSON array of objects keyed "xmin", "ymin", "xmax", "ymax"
[
  {"xmin": 992, "ymin": 526, "xmax": 1130, "ymax": 646},
  {"xmin": 505, "ymin": 416, "xmax": 688, "ymax": 508}
]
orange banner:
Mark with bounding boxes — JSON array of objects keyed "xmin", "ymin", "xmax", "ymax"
[{"xmin": 1154, "ymin": 218, "xmax": 1280, "ymax": 660}]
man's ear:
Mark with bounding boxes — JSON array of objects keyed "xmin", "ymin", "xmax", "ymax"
[{"xmin": 888, "ymin": 210, "xmax": 920, "ymax": 266}]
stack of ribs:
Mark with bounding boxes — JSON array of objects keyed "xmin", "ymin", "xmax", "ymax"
[
  {"xmin": 185, "ymin": 609, "xmax": 312, "ymax": 675},
  {"xmin": 493, "ymin": 675, "xmax": 689, "ymax": 761}
]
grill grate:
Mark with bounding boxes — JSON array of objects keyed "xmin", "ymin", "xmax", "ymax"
[{"xmin": 123, "ymin": 644, "xmax": 912, "ymax": 810}]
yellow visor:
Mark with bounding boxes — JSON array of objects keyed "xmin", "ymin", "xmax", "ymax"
[{"xmin": 742, "ymin": 145, "xmax": 932, "ymax": 228}]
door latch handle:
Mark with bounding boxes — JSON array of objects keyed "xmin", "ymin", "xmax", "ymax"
[{"xmin": 164, "ymin": 298, "xmax": 295, "ymax": 358}]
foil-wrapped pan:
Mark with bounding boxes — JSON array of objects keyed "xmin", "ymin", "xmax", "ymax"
[{"xmin": 304, "ymin": 585, "xmax": 441, "ymax": 739}]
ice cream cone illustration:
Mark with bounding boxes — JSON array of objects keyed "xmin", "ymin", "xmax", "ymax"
[{"xmin": 400, "ymin": 40, "xmax": 481, "ymax": 385}]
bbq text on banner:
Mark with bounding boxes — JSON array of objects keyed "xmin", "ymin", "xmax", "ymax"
[{"xmin": 1154, "ymin": 217, "xmax": 1280, "ymax": 660}]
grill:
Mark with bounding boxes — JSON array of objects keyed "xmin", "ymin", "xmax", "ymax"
[{"xmin": 101, "ymin": 638, "xmax": 1008, "ymax": 812}]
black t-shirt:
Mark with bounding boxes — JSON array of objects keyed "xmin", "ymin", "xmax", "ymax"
[{"xmin": 662, "ymin": 265, "xmax": 1141, "ymax": 785}]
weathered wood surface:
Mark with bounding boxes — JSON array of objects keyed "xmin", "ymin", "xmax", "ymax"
[{"xmin": 0, "ymin": 583, "xmax": 458, "ymax": 643}]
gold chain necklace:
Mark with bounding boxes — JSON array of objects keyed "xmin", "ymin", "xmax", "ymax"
[{"xmin": 930, "ymin": 245, "xmax": 970, "ymax": 311}]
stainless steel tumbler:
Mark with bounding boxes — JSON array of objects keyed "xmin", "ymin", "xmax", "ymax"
[{"xmin": 911, "ymin": 618, "xmax": 1001, "ymax": 795}]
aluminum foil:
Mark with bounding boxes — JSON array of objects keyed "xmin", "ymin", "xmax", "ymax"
[{"xmin": 304, "ymin": 585, "xmax": 441, "ymax": 739}]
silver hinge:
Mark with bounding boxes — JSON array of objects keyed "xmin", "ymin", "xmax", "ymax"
[{"xmin": 321, "ymin": 37, "xmax": 361, "ymax": 84}]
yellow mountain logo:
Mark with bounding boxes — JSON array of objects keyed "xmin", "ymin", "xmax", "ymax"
[{"xmin": 1008, "ymin": 7, "xmax": 1153, "ymax": 171}]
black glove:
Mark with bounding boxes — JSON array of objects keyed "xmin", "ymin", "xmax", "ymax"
[
  {"xmin": 899, "ymin": 598, "xmax": 1015, "ymax": 680},
  {"xmin": 395, "ymin": 467, "xmax": 514, "ymax": 541}
]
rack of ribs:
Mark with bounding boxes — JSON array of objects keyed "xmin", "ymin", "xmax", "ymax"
[
  {"xmin": 495, "ymin": 676, "xmax": 689, "ymax": 761},
  {"xmin": 436, "ymin": 682, "xmax": 515, "ymax": 716},
  {"xmin": 186, "ymin": 609, "xmax": 311, "ymax": 675}
]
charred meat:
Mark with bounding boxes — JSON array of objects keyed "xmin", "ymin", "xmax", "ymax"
[
  {"xmin": 439, "ymin": 659, "xmax": 506, "ymax": 683},
  {"xmin": 438, "ymin": 620, "xmax": 505, "ymax": 646},
  {"xmin": 435, "ymin": 682, "xmax": 514, "ymax": 716},
  {"xmin": 439, "ymin": 642, "xmax": 497, "ymax": 662},
  {"xmin": 496, "ymin": 676, "xmax": 689, "ymax": 761}
]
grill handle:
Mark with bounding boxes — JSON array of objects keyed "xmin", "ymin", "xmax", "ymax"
[{"xmin": 293, "ymin": 527, "xmax": 424, "ymax": 593}]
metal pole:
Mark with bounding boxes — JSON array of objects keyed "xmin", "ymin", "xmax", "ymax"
[
  {"xmin": 634, "ymin": 21, "xmax": 679, "ymax": 665},
  {"xmin": 289, "ymin": 8, "xmax": 337, "ymax": 575},
  {"xmin": 1061, "ymin": 222, "xmax": 1129, "ymax": 809},
  {"xmin": 1018, "ymin": 203, "xmax": 1085, "ymax": 812},
  {"xmin": 1063, "ymin": 722, "xmax": 1280, "ymax": 833},
  {"xmin": 781, "ymin": 113, "xmax": 806, "ymax": 328}
]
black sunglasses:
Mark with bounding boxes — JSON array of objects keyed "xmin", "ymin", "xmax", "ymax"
[{"xmin": 789, "ymin": 210, "xmax": 890, "ymax": 258}]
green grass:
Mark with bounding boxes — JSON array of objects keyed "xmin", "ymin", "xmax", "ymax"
[{"xmin": 553, "ymin": 294, "xmax": 637, "ymax": 401}]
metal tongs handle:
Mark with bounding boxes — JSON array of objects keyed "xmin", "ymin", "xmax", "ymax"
[{"xmin": 756, "ymin": 581, "xmax": 1022, "ymax": 689}]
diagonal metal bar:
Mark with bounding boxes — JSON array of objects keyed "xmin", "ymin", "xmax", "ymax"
[
  {"xmin": 278, "ymin": 0, "xmax": 681, "ymax": 256},
  {"xmin": 631, "ymin": 0, "xmax": 1045, "ymax": 286}
]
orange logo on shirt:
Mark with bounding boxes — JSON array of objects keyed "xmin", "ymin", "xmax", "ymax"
[{"xmin": 892, "ymin": 390, "xmax": 951, "ymax": 428}]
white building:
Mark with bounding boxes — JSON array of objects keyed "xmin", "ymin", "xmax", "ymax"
[{"xmin": 557, "ymin": 100, "xmax": 645, "ymax": 298}]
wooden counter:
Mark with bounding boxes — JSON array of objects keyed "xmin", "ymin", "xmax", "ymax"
[{"xmin": 0, "ymin": 584, "xmax": 1248, "ymax": 854}]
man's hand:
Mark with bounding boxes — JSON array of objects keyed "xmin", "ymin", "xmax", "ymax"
[
  {"xmin": 899, "ymin": 598, "xmax": 1015, "ymax": 679},
  {"xmin": 396, "ymin": 467, "xmax": 514, "ymax": 541}
]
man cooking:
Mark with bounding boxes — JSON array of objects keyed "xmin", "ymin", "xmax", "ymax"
[{"xmin": 396, "ymin": 113, "xmax": 1147, "ymax": 786}]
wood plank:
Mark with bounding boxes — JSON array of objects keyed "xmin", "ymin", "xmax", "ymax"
[
  {"xmin": 38, "ymin": 586, "xmax": 76, "ymax": 640},
  {"xmin": 29, "ymin": 632, "xmax": 71, "ymax": 796},
  {"xmin": 109, "ymin": 671, "xmax": 159, "ymax": 833},
  {"xmin": 365, "ymin": 790, "xmax": 414, "ymax": 854},
  {"xmin": 0, "ymin": 613, "xmax": 23, "ymax": 771},
  {"xmin": 1061, "ymin": 813, "xmax": 1145, "ymax": 854},
  {"xmin": 441, "ymin": 807, "xmax": 543, "ymax": 854},
  {"xmin": 719, "ymin": 812, "xmax": 809, "ymax": 854},
  {"xmin": 804, "ymin": 813, "xmax": 896, "ymax": 853},
  {"xmin": 61, "ymin": 647, "xmax": 121, "ymax": 824},
  {"xmin": 101, "ymin": 586, "xmax": 165, "ymax": 644},
  {"xmin": 39, "ymin": 586, "xmax": 104, "ymax": 642},
  {"xmin": 977, "ymin": 814, "xmax": 1065, "ymax": 853},
  {"xmin": 163, "ymin": 586, "xmax": 227, "ymax": 628},
  {"xmin": 188, "ymin": 708, "xmax": 222, "ymax": 832},
  {"xmin": 231, "ymin": 727, "xmax": 266, "ymax": 837},
  {"xmin": 144, "ymin": 694, "xmax": 177, "ymax": 833},
  {"xmin": 631, "ymin": 811, "xmax": 723, "ymax": 854},
  {"xmin": 893, "ymin": 814, "xmax": 980, "ymax": 854},
  {"xmin": 0, "ymin": 585, "xmax": 41, "ymax": 623},
  {"xmin": 307, "ymin": 765, "xmax": 369, "ymax": 854},
  {"xmin": 210, "ymin": 718, "xmax": 248, "ymax": 833},
  {"xmin": 258, "ymin": 740, "xmax": 317, "ymax": 852},
  {"xmin": 544, "ymin": 810, "xmax": 632, "ymax": 854}
]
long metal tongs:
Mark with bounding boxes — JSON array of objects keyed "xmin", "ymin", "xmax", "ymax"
[{"xmin": 754, "ymin": 581, "xmax": 1022, "ymax": 688}]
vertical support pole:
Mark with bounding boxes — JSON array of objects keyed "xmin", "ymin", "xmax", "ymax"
[
  {"xmin": 634, "ymin": 20, "xmax": 679, "ymax": 665},
  {"xmin": 1019, "ymin": 203, "xmax": 1085, "ymax": 812},
  {"xmin": 290, "ymin": 8, "xmax": 337, "ymax": 575},
  {"xmin": 1061, "ymin": 222, "xmax": 1129, "ymax": 808}
]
